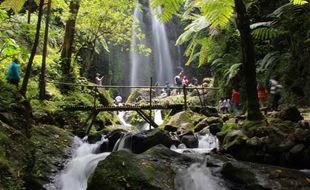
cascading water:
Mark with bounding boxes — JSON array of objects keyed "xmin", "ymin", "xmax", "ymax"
[
  {"xmin": 130, "ymin": 0, "xmax": 174, "ymax": 86},
  {"xmin": 130, "ymin": 2, "xmax": 151, "ymax": 86},
  {"xmin": 150, "ymin": 5, "xmax": 174, "ymax": 85},
  {"xmin": 171, "ymin": 131, "xmax": 219, "ymax": 154},
  {"xmin": 154, "ymin": 110, "xmax": 163, "ymax": 125},
  {"xmin": 175, "ymin": 161, "xmax": 227, "ymax": 190},
  {"xmin": 44, "ymin": 136, "xmax": 110, "ymax": 190}
]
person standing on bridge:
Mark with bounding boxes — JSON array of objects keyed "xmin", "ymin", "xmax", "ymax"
[
  {"xmin": 95, "ymin": 73, "xmax": 104, "ymax": 86},
  {"xmin": 115, "ymin": 95, "xmax": 123, "ymax": 106}
]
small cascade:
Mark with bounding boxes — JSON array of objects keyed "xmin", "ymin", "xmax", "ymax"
[
  {"xmin": 171, "ymin": 131, "xmax": 219, "ymax": 154},
  {"xmin": 154, "ymin": 110, "xmax": 163, "ymax": 125},
  {"xmin": 112, "ymin": 133, "xmax": 132, "ymax": 151},
  {"xmin": 45, "ymin": 136, "xmax": 110, "ymax": 190},
  {"xmin": 175, "ymin": 161, "xmax": 227, "ymax": 190},
  {"xmin": 117, "ymin": 111, "xmax": 132, "ymax": 127}
]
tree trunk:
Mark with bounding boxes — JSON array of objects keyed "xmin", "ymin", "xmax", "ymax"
[
  {"xmin": 27, "ymin": 0, "xmax": 32, "ymax": 24},
  {"xmin": 39, "ymin": 0, "xmax": 51, "ymax": 100},
  {"xmin": 60, "ymin": 0, "xmax": 80, "ymax": 92},
  {"xmin": 234, "ymin": 0, "xmax": 263, "ymax": 120},
  {"xmin": 20, "ymin": 0, "xmax": 44, "ymax": 97}
]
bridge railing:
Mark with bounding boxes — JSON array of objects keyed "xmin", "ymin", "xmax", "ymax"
[{"xmin": 47, "ymin": 80, "xmax": 219, "ymax": 109}]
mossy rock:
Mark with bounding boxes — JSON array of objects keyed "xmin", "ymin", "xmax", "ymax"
[
  {"xmin": 164, "ymin": 111, "xmax": 205, "ymax": 132},
  {"xmin": 88, "ymin": 145, "xmax": 194, "ymax": 190},
  {"xmin": 29, "ymin": 125, "xmax": 73, "ymax": 188},
  {"xmin": 0, "ymin": 122, "xmax": 34, "ymax": 190}
]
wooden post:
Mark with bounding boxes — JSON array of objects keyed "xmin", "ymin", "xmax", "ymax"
[
  {"xmin": 149, "ymin": 77, "xmax": 152, "ymax": 130},
  {"xmin": 183, "ymin": 85, "xmax": 187, "ymax": 110},
  {"xmin": 93, "ymin": 86, "xmax": 97, "ymax": 108}
]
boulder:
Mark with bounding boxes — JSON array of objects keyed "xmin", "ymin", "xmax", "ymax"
[
  {"xmin": 122, "ymin": 128, "xmax": 180, "ymax": 154},
  {"xmin": 181, "ymin": 135, "xmax": 198, "ymax": 148},
  {"xmin": 88, "ymin": 145, "xmax": 195, "ymax": 190},
  {"xmin": 278, "ymin": 106, "xmax": 303, "ymax": 122},
  {"xmin": 165, "ymin": 111, "xmax": 205, "ymax": 132}
]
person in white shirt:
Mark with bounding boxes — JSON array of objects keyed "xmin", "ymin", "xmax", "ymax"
[
  {"xmin": 115, "ymin": 95, "xmax": 123, "ymax": 105},
  {"xmin": 95, "ymin": 73, "xmax": 104, "ymax": 86}
]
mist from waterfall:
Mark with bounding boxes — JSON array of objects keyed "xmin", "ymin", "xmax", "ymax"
[{"xmin": 130, "ymin": 0, "xmax": 174, "ymax": 86}]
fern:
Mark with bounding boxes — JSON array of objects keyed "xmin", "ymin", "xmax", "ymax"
[
  {"xmin": 0, "ymin": 0, "xmax": 27, "ymax": 13},
  {"xmin": 252, "ymin": 27, "xmax": 281, "ymax": 40},
  {"xmin": 256, "ymin": 52, "xmax": 280, "ymax": 72},
  {"xmin": 290, "ymin": 0, "xmax": 308, "ymax": 5},
  {"xmin": 199, "ymin": 0, "xmax": 234, "ymax": 28},
  {"xmin": 224, "ymin": 63, "xmax": 242, "ymax": 85},
  {"xmin": 150, "ymin": 0, "xmax": 183, "ymax": 22}
]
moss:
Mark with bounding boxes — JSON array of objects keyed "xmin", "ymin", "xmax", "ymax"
[{"xmin": 29, "ymin": 125, "xmax": 72, "ymax": 186}]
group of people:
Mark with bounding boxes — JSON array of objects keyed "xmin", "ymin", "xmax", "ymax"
[{"xmin": 218, "ymin": 76, "xmax": 283, "ymax": 114}]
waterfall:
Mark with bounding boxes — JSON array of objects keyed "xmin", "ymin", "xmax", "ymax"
[
  {"xmin": 154, "ymin": 110, "xmax": 163, "ymax": 125},
  {"xmin": 130, "ymin": 2, "xmax": 151, "ymax": 86},
  {"xmin": 130, "ymin": 0, "xmax": 174, "ymax": 86},
  {"xmin": 150, "ymin": 5, "xmax": 174, "ymax": 85},
  {"xmin": 44, "ymin": 136, "xmax": 110, "ymax": 190},
  {"xmin": 175, "ymin": 161, "xmax": 227, "ymax": 190}
]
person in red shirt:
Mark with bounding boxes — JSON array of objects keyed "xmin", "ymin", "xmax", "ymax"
[{"xmin": 231, "ymin": 89, "xmax": 240, "ymax": 114}]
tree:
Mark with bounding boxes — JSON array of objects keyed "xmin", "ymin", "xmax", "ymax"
[
  {"xmin": 151, "ymin": 0, "xmax": 263, "ymax": 120},
  {"xmin": 60, "ymin": 0, "xmax": 80, "ymax": 92},
  {"xmin": 39, "ymin": 0, "xmax": 51, "ymax": 100},
  {"xmin": 20, "ymin": 0, "xmax": 44, "ymax": 97}
]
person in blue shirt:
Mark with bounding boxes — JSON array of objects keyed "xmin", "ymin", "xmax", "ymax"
[{"xmin": 7, "ymin": 59, "xmax": 21, "ymax": 87}]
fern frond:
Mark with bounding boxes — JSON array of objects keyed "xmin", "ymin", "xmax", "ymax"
[
  {"xmin": 0, "ymin": 0, "xmax": 27, "ymax": 13},
  {"xmin": 199, "ymin": 0, "xmax": 234, "ymax": 28},
  {"xmin": 224, "ymin": 63, "xmax": 242, "ymax": 85},
  {"xmin": 252, "ymin": 27, "xmax": 282, "ymax": 40},
  {"xmin": 290, "ymin": 0, "xmax": 308, "ymax": 5},
  {"xmin": 176, "ymin": 14, "xmax": 210, "ymax": 45},
  {"xmin": 257, "ymin": 52, "xmax": 280, "ymax": 72},
  {"xmin": 150, "ymin": 0, "xmax": 183, "ymax": 22}
]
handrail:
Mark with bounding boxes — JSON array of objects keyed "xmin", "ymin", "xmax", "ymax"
[{"xmin": 46, "ymin": 80, "xmax": 219, "ymax": 90}]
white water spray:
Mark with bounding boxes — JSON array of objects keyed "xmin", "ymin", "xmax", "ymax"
[
  {"xmin": 130, "ymin": 0, "xmax": 174, "ymax": 86},
  {"xmin": 171, "ymin": 132, "xmax": 219, "ymax": 154},
  {"xmin": 45, "ymin": 136, "xmax": 110, "ymax": 190},
  {"xmin": 175, "ymin": 162, "xmax": 227, "ymax": 190}
]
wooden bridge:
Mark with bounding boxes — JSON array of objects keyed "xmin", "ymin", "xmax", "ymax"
[{"xmin": 48, "ymin": 79, "xmax": 218, "ymax": 134}]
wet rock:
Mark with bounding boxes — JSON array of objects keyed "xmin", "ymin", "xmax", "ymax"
[
  {"xmin": 194, "ymin": 118, "xmax": 208, "ymax": 132},
  {"xmin": 88, "ymin": 145, "xmax": 195, "ymax": 190},
  {"xmin": 298, "ymin": 120, "xmax": 310, "ymax": 129},
  {"xmin": 278, "ymin": 106, "xmax": 303, "ymax": 123},
  {"xmin": 166, "ymin": 111, "xmax": 205, "ymax": 131},
  {"xmin": 181, "ymin": 135, "xmax": 198, "ymax": 148},
  {"xmin": 164, "ymin": 125, "xmax": 178, "ymax": 132},
  {"xmin": 123, "ymin": 128, "xmax": 180, "ymax": 154},
  {"xmin": 209, "ymin": 123, "xmax": 222, "ymax": 135},
  {"xmin": 289, "ymin": 144, "xmax": 305, "ymax": 154},
  {"xmin": 221, "ymin": 162, "xmax": 257, "ymax": 185}
]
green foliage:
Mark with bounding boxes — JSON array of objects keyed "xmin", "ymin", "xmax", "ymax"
[
  {"xmin": 290, "ymin": 0, "xmax": 308, "ymax": 5},
  {"xmin": 150, "ymin": 0, "xmax": 183, "ymax": 22},
  {"xmin": 0, "ymin": 0, "xmax": 26, "ymax": 13}
]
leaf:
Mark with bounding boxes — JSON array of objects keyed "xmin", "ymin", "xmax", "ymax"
[
  {"xmin": 289, "ymin": 0, "xmax": 308, "ymax": 5},
  {"xmin": 0, "ymin": 0, "xmax": 27, "ymax": 13}
]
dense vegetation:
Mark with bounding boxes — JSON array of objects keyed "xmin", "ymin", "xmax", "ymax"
[{"xmin": 0, "ymin": 0, "xmax": 309, "ymax": 189}]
